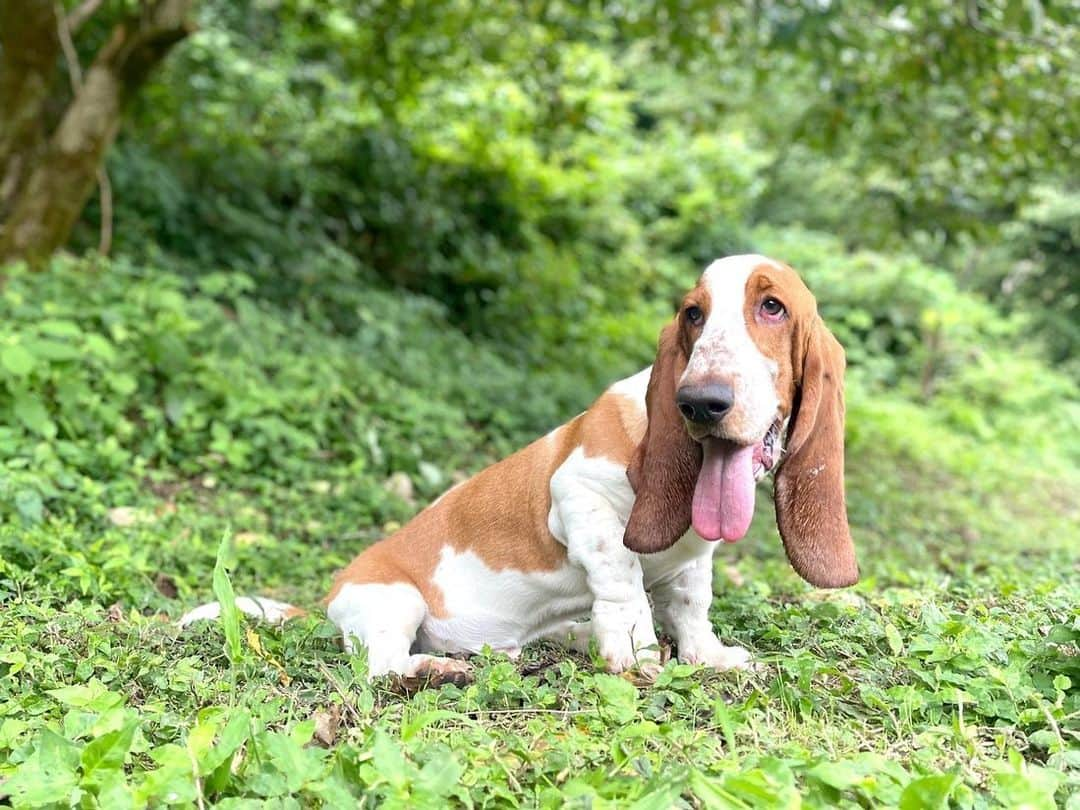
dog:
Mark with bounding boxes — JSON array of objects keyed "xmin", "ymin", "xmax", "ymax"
[{"xmin": 180, "ymin": 254, "xmax": 858, "ymax": 684}]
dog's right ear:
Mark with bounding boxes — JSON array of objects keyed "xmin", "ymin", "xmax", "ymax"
[{"xmin": 624, "ymin": 321, "xmax": 701, "ymax": 554}]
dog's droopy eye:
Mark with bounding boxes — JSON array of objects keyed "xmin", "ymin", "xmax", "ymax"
[
  {"xmin": 685, "ymin": 305, "xmax": 704, "ymax": 326},
  {"xmin": 760, "ymin": 297, "xmax": 786, "ymax": 321}
]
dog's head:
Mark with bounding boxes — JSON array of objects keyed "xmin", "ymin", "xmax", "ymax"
[{"xmin": 624, "ymin": 255, "xmax": 858, "ymax": 588}]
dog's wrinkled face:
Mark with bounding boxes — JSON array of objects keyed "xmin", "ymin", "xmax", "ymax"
[
  {"xmin": 674, "ymin": 257, "xmax": 809, "ymax": 460},
  {"xmin": 669, "ymin": 256, "xmax": 821, "ymax": 542},
  {"xmin": 625, "ymin": 255, "xmax": 859, "ymax": 589}
]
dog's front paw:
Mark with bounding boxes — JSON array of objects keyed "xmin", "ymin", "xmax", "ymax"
[
  {"xmin": 599, "ymin": 639, "xmax": 662, "ymax": 679},
  {"xmin": 678, "ymin": 634, "xmax": 753, "ymax": 671}
]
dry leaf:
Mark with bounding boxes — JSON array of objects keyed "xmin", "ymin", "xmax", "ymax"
[
  {"xmin": 154, "ymin": 573, "xmax": 178, "ymax": 599},
  {"xmin": 724, "ymin": 565, "xmax": 745, "ymax": 587},
  {"xmin": 312, "ymin": 706, "xmax": 341, "ymax": 747}
]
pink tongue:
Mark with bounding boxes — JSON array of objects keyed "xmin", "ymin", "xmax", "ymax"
[{"xmin": 692, "ymin": 438, "xmax": 756, "ymax": 542}]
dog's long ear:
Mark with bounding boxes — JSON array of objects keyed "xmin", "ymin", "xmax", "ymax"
[
  {"xmin": 774, "ymin": 319, "xmax": 858, "ymax": 587},
  {"xmin": 624, "ymin": 322, "xmax": 701, "ymax": 554}
]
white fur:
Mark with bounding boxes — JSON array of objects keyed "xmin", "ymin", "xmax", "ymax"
[
  {"xmin": 684, "ymin": 254, "xmax": 781, "ymax": 444},
  {"xmin": 177, "ymin": 596, "xmax": 295, "ymax": 628},
  {"xmin": 181, "ymin": 266, "xmax": 773, "ymax": 679},
  {"xmin": 609, "ymin": 365, "xmax": 651, "ymax": 400},
  {"xmin": 315, "ymin": 376, "xmax": 753, "ymax": 679},
  {"xmin": 418, "ymin": 547, "xmax": 591, "ymax": 655},
  {"xmin": 550, "ymin": 448, "xmax": 659, "ymax": 672},
  {"xmin": 549, "ymin": 446, "xmax": 749, "ymax": 675},
  {"xmin": 326, "ymin": 581, "xmax": 474, "ymax": 679}
]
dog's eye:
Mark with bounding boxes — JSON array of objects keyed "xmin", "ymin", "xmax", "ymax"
[
  {"xmin": 685, "ymin": 305, "xmax": 704, "ymax": 326},
  {"xmin": 760, "ymin": 297, "xmax": 786, "ymax": 320}
]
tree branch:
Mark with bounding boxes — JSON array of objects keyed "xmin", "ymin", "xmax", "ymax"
[
  {"xmin": 66, "ymin": 0, "xmax": 104, "ymax": 34},
  {"xmin": 54, "ymin": 0, "xmax": 113, "ymax": 255},
  {"xmin": 964, "ymin": 0, "xmax": 1057, "ymax": 48}
]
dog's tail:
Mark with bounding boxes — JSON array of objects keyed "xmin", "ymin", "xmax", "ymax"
[{"xmin": 177, "ymin": 596, "xmax": 305, "ymax": 629}]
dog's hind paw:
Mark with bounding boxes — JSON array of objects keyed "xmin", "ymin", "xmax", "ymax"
[{"xmin": 390, "ymin": 655, "xmax": 474, "ymax": 692}]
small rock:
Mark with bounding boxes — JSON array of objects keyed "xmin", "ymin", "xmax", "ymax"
[
  {"xmin": 154, "ymin": 573, "xmax": 179, "ymax": 599},
  {"xmin": 108, "ymin": 506, "xmax": 154, "ymax": 527},
  {"xmin": 384, "ymin": 472, "xmax": 415, "ymax": 503}
]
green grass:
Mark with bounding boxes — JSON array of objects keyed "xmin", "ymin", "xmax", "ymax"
[{"xmin": 0, "ymin": 258, "xmax": 1077, "ymax": 808}]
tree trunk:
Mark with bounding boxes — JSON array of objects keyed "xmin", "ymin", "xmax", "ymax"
[
  {"xmin": 0, "ymin": 0, "xmax": 61, "ymax": 219},
  {"xmin": 0, "ymin": 0, "xmax": 194, "ymax": 265}
]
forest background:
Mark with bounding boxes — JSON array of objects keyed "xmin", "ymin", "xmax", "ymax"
[{"xmin": 0, "ymin": 1, "xmax": 1077, "ymax": 807}]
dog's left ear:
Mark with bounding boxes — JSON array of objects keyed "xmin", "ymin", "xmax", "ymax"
[
  {"xmin": 774, "ymin": 318, "xmax": 858, "ymax": 587},
  {"xmin": 624, "ymin": 321, "xmax": 701, "ymax": 554}
]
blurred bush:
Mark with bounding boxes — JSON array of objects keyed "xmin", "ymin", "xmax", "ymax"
[
  {"xmin": 0, "ymin": 257, "xmax": 581, "ymax": 524},
  {"xmin": 4, "ymin": 0, "xmax": 1072, "ymax": 546}
]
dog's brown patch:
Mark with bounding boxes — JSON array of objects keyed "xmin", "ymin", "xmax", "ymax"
[{"xmin": 326, "ymin": 390, "xmax": 647, "ymax": 616}]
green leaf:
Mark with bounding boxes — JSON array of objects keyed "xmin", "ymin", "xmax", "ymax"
[
  {"xmin": 593, "ymin": 674, "xmax": 639, "ymax": 724},
  {"xmin": 712, "ymin": 696, "xmax": 739, "ymax": 754},
  {"xmin": 107, "ymin": 372, "xmax": 138, "ymax": 396},
  {"xmin": 200, "ymin": 709, "xmax": 251, "ymax": 777},
  {"xmin": 25, "ymin": 338, "xmax": 80, "ymax": 361},
  {"xmin": 372, "ymin": 731, "xmax": 411, "ymax": 791},
  {"xmin": 885, "ymin": 622, "xmax": 904, "ymax": 656},
  {"xmin": 628, "ymin": 783, "xmax": 685, "ymax": 810},
  {"xmin": 3, "ymin": 730, "xmax": 81, "ymax": 807},
  {"xmin": 83, "ymin": 333, "xmax": 116, "ymax": 361},
  {"xmin": 137, "ymin": 744, "xmax": 198, "ymax": 805},
  {"xmin": 415, "ymin": 749, "xmax": 463, "ymax": 798},
  {"xmin": 688, "ymin": 770, "xmax": 741, "ymax": 809},
  {"xmin": 37, "ymin": 319, "xmax": 82, "ymax": 337},
  {"xmin": 92, "ymin": 770, "xmax": 136, "ymax": 810},
  {"xmin": 257, "ymin": 730, "xmax": 313, "ymax": 793},
  {"xmin": 1, "ymin": 344, "xmax": 36, "ymax": 377},
  {"xmin": 806, "ymin": 759, "xmax": 865, "ymax": 790},
  {"xmin": 40, "ymin": 728, "xmax": 81, "ymax": 772},
  {"xmin": 13, "ymin": 391, "xmax": 56, "ymax": 437},
  {"xmin": 14, "ymin": 488, "xmax": 44, "ymax": 523},
  {"xmin": 991, "ymin": 764, "xmax": 1063, "ymax": 810},
  {"xmin": 401, "ymin": 709, "xmax": 469, "ymax": 741},
  {"xmin": 899, "ymin": 774, "xmax": 960, "ymax": 809},
  {"xmin": 308, "ymin": 770, "xmax": 359, "ymax": 807},
  {"xmin": 212, "ymin": 533, "xmax": 243, "ymax": 664},
  {"xmin": 47, "ymin": 682, "xmax": 109, "ymax": 708},
  {"xmin": 81, "ymin": 721, "xmax": 137, "ymax": 782}
]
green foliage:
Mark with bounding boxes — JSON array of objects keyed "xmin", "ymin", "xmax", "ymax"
[
  {"xmin": 2, "ymin": 0, "xmax": 1078, "ymax": 806},
  {"xmin": 1, "ymin": 522, "xmax": 1076, "ymax": 806},
  {"xmin": 0, "ymin": 256, "xmax": 577, "ymax": 526},
  {"xmin": 1, "ymin": 251, "xmax": 1077, "ymax": 806}
]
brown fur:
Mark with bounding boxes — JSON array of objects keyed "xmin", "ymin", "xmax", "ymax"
[
  {"xmin": 772, "ymin": 317, "xmax": 857, "ymax": 587},
  {"xmin": 326, "ymin": 391, "xmax": 643, "ymax": 614},
  {"xmin": 624, "ymin": 261, "xmax": 857, "ymax": 588},
  {"xmin": 329, "ymin": 259, "xmax": 856, "ymax": 611},
  {"xmin": 743, "ymin": 262, "xmax": 857, "ymax": 587},
  {"xmin": 623, "ymin": 321, "xmax": 701, "ymax": 553}
]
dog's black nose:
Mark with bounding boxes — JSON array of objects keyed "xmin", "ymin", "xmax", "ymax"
[{"xmin": 677, "ymin": 384, "xmax": 734, "ymax": 425}]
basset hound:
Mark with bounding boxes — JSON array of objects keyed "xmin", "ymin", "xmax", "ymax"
[{"xmin": 180, "ymin": 254, "xmax": 858, "ymax": 683}]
